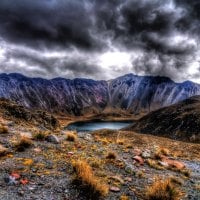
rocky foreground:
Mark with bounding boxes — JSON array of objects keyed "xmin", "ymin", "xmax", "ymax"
[{"xmin": 0, "ymin": 118, "xmax": 199, "ymax": 200}]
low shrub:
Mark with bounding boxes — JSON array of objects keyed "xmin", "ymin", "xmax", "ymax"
[
  {"xmin": 72, "ymin": 159, "xmax": 108, "ymax": 198},
  {"xmin": 146, "ymin": 177, "xmax": 183, "ymax": 200},
  {"xmin": 14, "ymin": 136, "xmax": 33, "ymax": 151}
]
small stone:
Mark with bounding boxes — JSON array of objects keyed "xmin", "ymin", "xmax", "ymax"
[
  {"xmin": 124, "ymin": 177, "xmax": 132, "ymax": 182},
  {"xmin": 31, "ymin": 168, "xmax": 37, "ymax": 173},
  {"xmin": 158, "ymin": 161, "xmax": 169, "ymax": 167},
  {"xmin": 66, "ymin": 152, "xmax": 74, "ymax": 158},
  {"xmin": 64, "ymin": 189, "xmax": 69, "ymax": 193},
  {"xmin": 20, "ymin": 132, "xmax": 33, "ymax": 139},
  {"xmin": 85, "ymin": 133, "xmax": 92, "ymax": 141},
  {"xmin": 7, "ymin": 121, "xmax": 14, "ymax": 127},
  {"xmin": 110, "ymin": 186, "xmax": 120, "ymax": 192},
  {"xmin": 133, "ymin": 156, "xmax": 144, "ymax": 165},
  {"xmin": 133, "ymin": 148, "xmax": 142, "ymax": 156},
  {"xmin": 46, "ymin": 134, "xmax": 60, "ymax": 144},
  {"xmin": 33, "ymin": 148, "xmax": 42, "ymax": 153},
  {"xmin": 125, "ymin": 165, "xmax": 135, "ymax": 174},
  {"xmin": 161, "ymin": 157, "xmax": 185, "ymax": 170},
  {"xmin": 17, "ymin": 189, "xmax": 24, "ymax": 196},
  {"xmin": 142, "ymin": 150, "xmax": 151, "ymax": 158},
  {"xmin": 46, "ymin": 161, "xmax": 53, "ymax": 169},
  {"xmin": 28, "ymin": 186, "xmax": 37, "ymax": 191},
  {"xmin": 4, "ymin": 173, "xmax": 20, "ymax": 185}
]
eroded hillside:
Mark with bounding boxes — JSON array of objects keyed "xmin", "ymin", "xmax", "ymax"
[{"xmin": 127, "ymin": 96, "xmax": 200, "ymax": 142}]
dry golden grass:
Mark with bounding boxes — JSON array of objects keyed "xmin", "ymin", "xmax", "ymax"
[
  {"xmin": 154, "ymin": 147, "xmax": 170, "ymax": 160},
  {"xmin": 180, "ymin": 169, "xmax": 191, "ymax": 178},
  {"xmin": 146, "ymin": 177, "xmax": 183, "ymax": 200},
  {"xmin": 66, "ymin": 132, "xmax": 77, "ymax": 142},
  {"xmin": 147, "ymin": 159, "xmax": 164, "ymax": 170},
  {"xmin": 125, "ymin": 144, "xmax": 133, "ymax": 149},
  {"xmin": 120, "ymin": 195, "xmax": 130, "ymax": 200},
  {"xmin": 72, "ymin": 159, "xmax": 108, "ymax": 198},
  {"xmin": 0, "ymin": 125, "xmax": 8, "ymax": 134},
  {"xmin": 89, "ymin": 158, "xmax": 103, "ymax": 169},
  {"xmin": 106, "ymin": 151, "xmax": 117, "ymax": 160},
  {"xmin": 33, "ymin": 130, "xmax": 49, "ymax": 140},
  {"xmin": 0, "ymin": 144, "xmax": 8, "ymax": 156},
  {"xmin": 137, "ymin": 170, "xmax": 145, "ymax": 178},
  {"xmin": 95, "ymin": 137, "xmax": 111, "ymax": 145},
  {"xmin": 23, "ymin": 158, "xmax": 34, "ymax": 166},
  {"xmin": 159, "ymin": 147, "xmax": 170, "ymax": 156},
  {"xmin": 169, "ymin": 176, "xmax": 184, "ymax": 186},
  {"xmin": 195, "ymin": 184, "xmax": 200, "ymax": 191},
  {"xmin": 14, "ymin": 136, "xmax": 33, "ymax": 151},
  {"xmin": 116, "ymin": 138, "xmax": 126, "ymax": 145}
]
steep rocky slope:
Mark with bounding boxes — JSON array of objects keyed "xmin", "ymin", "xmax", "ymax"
[
  {"xmin": 0, "ymin": 73, "xmax": 109, "ymax": 115},
  {"xmin": 127, "ymin": 96, "xmax": 200, "ymax": 142},
  {"xmin": 0, "ymin": 73, "xmax": 200, "ymax": 115},
  {"xmin": 0, "ymin": 98, "xmax": 59, "ymax": 130}
]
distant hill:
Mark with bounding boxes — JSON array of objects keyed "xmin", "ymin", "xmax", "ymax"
[
  {"xmin": 0, "ymin": 73, "xmax": 200, "ymax": 115},
  {"xmin": 0, "ymin": 98, "xmax": 59, "ymax": 130},
  {"xmin": 126, "ymin": 96, "xmax": 200, "ymax": 142}
]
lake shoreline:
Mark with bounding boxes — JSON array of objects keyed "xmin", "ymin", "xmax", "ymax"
[{"xmin": 66, "ymin": 120, "xmax": 134, "ymax": 132}]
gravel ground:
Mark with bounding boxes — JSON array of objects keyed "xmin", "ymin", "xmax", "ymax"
[{"xmin": 0, "ymin": 124, "xmax": 199, "ymax": 200}]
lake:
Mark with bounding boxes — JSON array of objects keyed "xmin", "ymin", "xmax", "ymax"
[{"xmin": 66, "ymin": 120, "xmax": 133, "ymax": 132}]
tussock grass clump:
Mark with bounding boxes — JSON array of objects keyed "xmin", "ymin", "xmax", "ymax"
[
  {"xmin": 72, "ymin": 159, "xmax": 108, "ymax": 198},
  {"xmin": 89, "ymin": 158, "xmax": 103, "ymax": 169},
  {"xmin": 159, "ymin": 147, "xmax": 170, "ymax": 156},
  {"xmin": 146, "ymin": 178, "xmax": 183, "ymax": 200},
  {"xmin": 147, "ymin": 159, "xmax": 164, "ymax": 170},
  {"xmin": 180, "ymin": 169, "xmax": 191, "ymax": 178},
  {"xmin": 120, "ymin": 195, "xmax": 130, "ymax": 200},
  {"xmin": 116, "ymin": 138, "xmax": 125, "ymax": 145},
  {"xmin": 155, "ymin": 147, "xmax": 170, "ymax": 160},
  {"xmin": 0, "ymin": 125, "xmax": 8, "ymax": 134},
  {"xmin": 169, "ymin": 176, "xmax": 184, "ymax": 186},
  {"xmin": 0, "ymin": 144, "xmax": 8, "ymax": 156},
  {"xmin": 137, "ymin": 170, "xmax": 145, "ymax": 178},
  {"xmin": 66, "ymin": 131, "xmax": 77, "ymax": 142},
  {"xmin": 33, "ymin": 130, "xmax": 49, "ymax": 140},
  {"xmin": 14, "ymin": 136, "xmax": 33, "ymax": 151},
  {"xmin": 106, "ymin": 151, "xmax": 117, "ymax": 160}
]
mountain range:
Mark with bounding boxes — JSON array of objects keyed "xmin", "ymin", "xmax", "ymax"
[{"xmin": 0, "ymin": 73, "xmax": 200, "ymax": 115}]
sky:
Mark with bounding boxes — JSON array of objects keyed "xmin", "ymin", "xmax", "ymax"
[{"xmin": 0, "ymin": 0, "xmax": 199, "ymax": 82}]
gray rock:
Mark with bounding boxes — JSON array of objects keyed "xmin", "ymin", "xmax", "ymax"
[
  {"xmin": 158, "ymin": 161, "xmax": 169, "ymax": 167},
  {"xmin": 46, "ymin": 135, "xmax": 60, "ymax": 144},
  {"xmin": 125, "ymin": 165, "xmax": 135, "ymax": 175},
  {"xmin": 142, "ymin": 150, "xmax": 151, "ymax": 158},
  {"xmin": 4, "ymin": 175, "xmax": 18, "ymax": 185},
  {"xmin": 84, "ymin": 133, "xmax": 92, "ymax": 141}
]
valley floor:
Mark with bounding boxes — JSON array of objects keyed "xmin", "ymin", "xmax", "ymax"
[{"xmin": 0, "ymin": 118, "xmax": 199, "ymax": 200}]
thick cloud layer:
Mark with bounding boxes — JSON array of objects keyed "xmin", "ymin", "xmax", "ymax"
[{"xmin": 0, "ymin": 0, "xmax": 199, "ymax": 82}]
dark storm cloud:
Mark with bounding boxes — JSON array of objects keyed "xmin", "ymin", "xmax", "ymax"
[
  {"xmin": 0, "ymin": 0, "xmax": 199, "ymax": 82},
  {"xmin": 0, "ymin": 0, "xmax": 101, "ymax": 50},
  {"xmin": 4, "ymin": 47, "xmax": 103, "ymax": 79}
]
